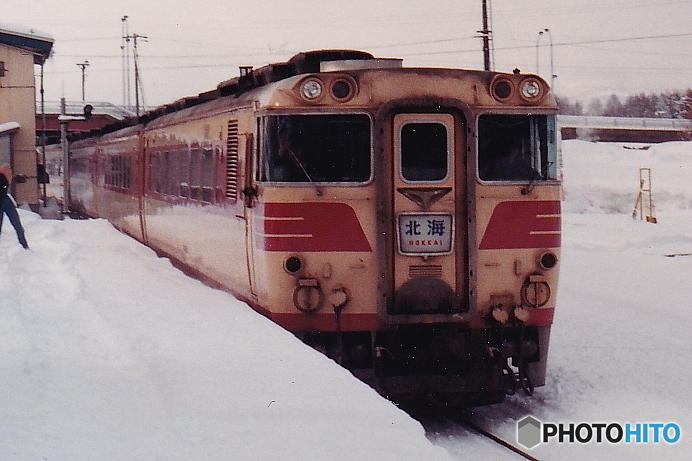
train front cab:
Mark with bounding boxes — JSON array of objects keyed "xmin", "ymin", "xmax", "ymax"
[
  {"xmin": 370, "ymin": 101, "xmax": 560, "ymax": 405},
  {"xmin": 243, "ymin": 66, "xmax": 560, "ymax": 406}
]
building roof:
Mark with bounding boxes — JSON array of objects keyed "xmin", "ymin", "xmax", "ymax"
[
  {"xmin": 0, "ymin": 22, "xmax": 54, "ymax": 64},
  {"xmin": 41, "ymin": 101, "xmax": 135, "ymax": 120}
]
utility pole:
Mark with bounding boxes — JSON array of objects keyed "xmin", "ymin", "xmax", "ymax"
[
  {"xmin": 132, "ymin": 33, "xmax": 147, "ymax": 116},
  {"xmin": 77, "ymin": 60, "xmax": 89, "ymax": 103},
  {"xmin": 40, "ymin": 63, "xmax": 46, "ymax": 205},
  {"xmin": 536, "ymin": 29, "xmax": 556, "ymax": 89},
  {"xmin": 480, "ymin": 0, "xmax": 493, "ymax": 71},
  {"xmin": 121, "ymin": 16, "xmax": 131, "ymax": 112}
]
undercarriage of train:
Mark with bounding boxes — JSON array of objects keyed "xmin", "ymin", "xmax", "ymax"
[{"xmin": 298, "ymin": 323, "xmax": 548, "ymax": 408}]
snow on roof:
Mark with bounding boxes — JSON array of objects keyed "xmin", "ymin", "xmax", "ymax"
[
  {"xmin": 0, "ymin": 22, "xmax": 53, "ymax": 43},
  {"xmin": 0, "ymin": 22, "xmax": 53, "ymax": 63},
  {"xmin": 0, "ymin": 121, "xmax": 21, "ymax": 135}
]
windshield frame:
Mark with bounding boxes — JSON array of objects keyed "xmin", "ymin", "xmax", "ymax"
[
  {"xmin": 257, "ymin": 110, "xmax": 374, "ymax": 186},
  {"xmin": 476, "ymin": 113, "xmax": 559, "ymax": 184}
]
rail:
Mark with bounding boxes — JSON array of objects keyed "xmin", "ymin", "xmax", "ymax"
[
  {"xmin": 420, "ymin": 410, "xmax": 542, "ymax": 461},
  {"xmin": 454, "ymin": 416, "xmax": 541, "ymax": 461}
]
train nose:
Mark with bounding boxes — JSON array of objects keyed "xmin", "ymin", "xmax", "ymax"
[{"xmin": 393, "ymin": 278, "xmax": 458, "ymax": 314}]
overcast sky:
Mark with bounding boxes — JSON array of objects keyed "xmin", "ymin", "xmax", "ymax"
[{"xmin": 4, "ymin": 0, "xmax": 692, "ymax": 110}]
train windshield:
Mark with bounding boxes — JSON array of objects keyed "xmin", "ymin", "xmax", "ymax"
[
  {"xmin": 478, "ymin": 114, "xmax": 557, "ymax": 182},
  {"xmin": 261, "ymin": 114, "xmax": 371, "ymax": 183}
]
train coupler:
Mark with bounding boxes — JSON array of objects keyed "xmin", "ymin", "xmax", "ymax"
[{"xmin": 489, "ymin": 347, "xmax": 533, "ymax": 397}]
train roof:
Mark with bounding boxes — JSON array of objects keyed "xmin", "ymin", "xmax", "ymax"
[
  {"xmin": 70, "ymin": 50, "xmax": 403, "ymax": 139},
  {"xmin": 69, "ymin": 49, "xmax": 550, "ymax": 141},
  {"xmin": 139, "ymin": 50, "xmax": 403, "ymax": 123}
]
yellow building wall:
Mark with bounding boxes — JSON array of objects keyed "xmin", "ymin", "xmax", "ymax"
[{"xmin": 0, "ymin": 44, "xmax": 39, "ymax": 207}]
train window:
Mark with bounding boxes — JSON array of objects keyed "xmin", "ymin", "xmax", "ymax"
[
  {"xmin": 261, "ymin": 114, "xmax": 370, "ymax": 183},
  {"xmin": 190, "ymin": 148, "xmax": 201, "ymax": 200},
  {"xmin": 168, "ymin": 151, "xmax": 179, "ymax": 197},
  {"xmin": 178, "ymin": 149, "xmax": 189, "ymax": 198},
  {"xmin": 478, "ymin": 114, "xmax": 557, "ymax": 182},
  {"xmin": 215, "ymin": 146, "xmax": 225, "ymax": 203},
  {"xmin": 202, "ymin": 147, "xmax": 213, "ymax": 203},
  {"xmin": 400, "ymin": 122, "xmax": 448, "ymax": 181},
  {"xmin": 104, "ymin": 155, "xmax": 133, "ymax": 190},
  {"xmin": 163, "ymin": 152, "xmax": 171, "ymax": 195}
]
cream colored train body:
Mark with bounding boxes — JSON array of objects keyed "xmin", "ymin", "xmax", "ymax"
[{"xmin": 69, "ymin": 50, "xmax": 561, "ymax": 404}]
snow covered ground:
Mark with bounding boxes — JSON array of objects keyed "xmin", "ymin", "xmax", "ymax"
[
  {"xmin": 2, "ymin": 139, "xmax": 692, "ymax": 460},
  {"xmin": 0, "ymin": 216, "xmax": 451, "ymax": 459},
  {"xmin": 430, "ymin": 140, "xmax": 692, "ymax": 460}
]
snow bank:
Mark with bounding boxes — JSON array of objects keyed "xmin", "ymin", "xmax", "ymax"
[{"xmin": 0, "ymin": 214, "xmax": 452, "ymax": 460}]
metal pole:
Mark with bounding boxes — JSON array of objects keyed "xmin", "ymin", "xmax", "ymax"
[
  {"xmin": 121, "ymin": 16, "xmax": 128, "ymax": 110},
  {"xmin": 122, "ymin": 16, "xmax": 132, "ymax": 112},
  {"xmin": 481, "ymin": 0, "xmax": 492, "ymax": 71},
  {"xmin": 77, "ymin": 60, "xmax": 89, "ymax": 103},
  {"xmin": 545, "ymin": 28, "xmax": 556, "ymax": 89},
  {"xmin": 536, "ymin": 29, "xmax": 556, "ymax": 89},
  {"xmin": 536, "ymin": 31, "xmax": 543, "ymax": 74},
  {"xmin": 132, "ymin": 33, "xmax": 147, "ymax": 117},
  {"xmin": 133, "ymin": 34, "xmax": 140, "ymax": 116},
  {"xmin": 40, "ymin": 63, "xmax": 46, "ymax": 205},
  {"xmin": 60, "ymin": 98, "xmax": 69, "ymax": 214}
]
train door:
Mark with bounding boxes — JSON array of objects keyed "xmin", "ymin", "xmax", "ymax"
[
  {"xmin": 240, "ymin": 120, "xmax": 258, "ymax": 298},
  {"xmin": 391, "ymin": 112, "xmax": 467, "ymax": 316}
]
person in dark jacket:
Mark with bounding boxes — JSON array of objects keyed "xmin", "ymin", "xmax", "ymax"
[{"xmin": 0, "ymin": 165, "xmax": 29, "ymax": 249}]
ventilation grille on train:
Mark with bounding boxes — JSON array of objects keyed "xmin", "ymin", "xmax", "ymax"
[
  {"xmin": 408, "ymin": 265, "xmax": 443, "ymax": 279},
  {"xmin": 226, "ymin": 120, "xmax": 239, "ymax": 200}
]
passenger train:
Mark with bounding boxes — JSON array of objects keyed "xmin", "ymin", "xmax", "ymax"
[{"xmin": 67, "ymin": 50, "xmax": 561, "ymax": 405}]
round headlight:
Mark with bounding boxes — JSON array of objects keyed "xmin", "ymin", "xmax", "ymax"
[
  {"xmin": 301, "ymin": 78, "xmax": 323, "ymax": 100},
  {"xmin": 519, "ymin": 78, "xmax": 543, "ymax": 101}
]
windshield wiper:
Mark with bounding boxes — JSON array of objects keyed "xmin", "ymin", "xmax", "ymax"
[{"xmin": 287, "ymin": 148, "xmax": 322, "ymax": 196}]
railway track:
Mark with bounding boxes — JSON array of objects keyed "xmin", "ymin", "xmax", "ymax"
[
  {"xmin": 451, "ymin": 415, "xmax": 540, "ymax": 461},
  {"xmin": 419, "ymin": 409, "xmax": 541, "ymax": 461}
]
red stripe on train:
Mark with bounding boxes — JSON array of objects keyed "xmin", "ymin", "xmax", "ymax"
[
  {"xmin": 479, "ymin": 200, "xmax": 561, "ymax": 250},
  {"xmin": 261, "ymin": 202, "xmax": 372, "ymax": 252}
]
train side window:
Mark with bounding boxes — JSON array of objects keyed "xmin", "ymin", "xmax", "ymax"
[
  {"xmin": 167, "ymin": 151, "xmax": 178, "ymax": 197},
  {"xmin": 190, "ymin": 148, "xmax": 201, "ymax": 200},
  {"xmin": 124, "ymin": 157, "xmax": 132, "ymax": 190},
  {"xmin": 400, "ymin": 122, "xmax": 448, "ymax": 181},
  {"xmin": 104, "ymin": 155, "xmax": 133, "ymax": 190},
  {"xmin": 215, "ymin": 146, "xmax": 225, "ymax": 203},
  {"xmin": 202, "ymin": 147, "xmax": 213, "ymax": 203},
  {"xmin": 179, "ymin": 149, "xmax": 189, "ymax": 198},
  {"xmin": 478, "ymin": 114, "xmax": 557, "ymax": 182},
  {"xmin": 261, "ymin": 114, "xmax": 370, "ymax": 183}
]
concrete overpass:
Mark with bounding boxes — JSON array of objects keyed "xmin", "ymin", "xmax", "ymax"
[{"xmin": 558, "ymin": 115, "xmax": 692, "ymax": 143}]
